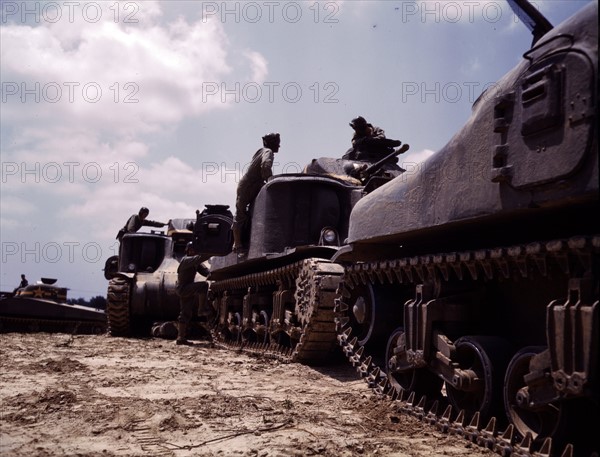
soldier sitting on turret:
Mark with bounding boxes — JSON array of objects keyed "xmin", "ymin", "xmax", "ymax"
[
  {"xmin": 13, "ymin": 274, "xmax": 28, "ymax": 294},
  {"xmin": 343, "ymin": 116, "xmax": 401, "ymax": 162}
]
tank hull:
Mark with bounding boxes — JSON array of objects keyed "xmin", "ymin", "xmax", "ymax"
[
  {"xmin": 0, "ymin": 296, "xmax": 106, "ymax": 334},
  {"xmin": 334, "ymin": 4, "xmax": 599, "ymax": 455},
  {"xmin": 347, "ymin": 8, "xmax": 598, "ymax": 251}
]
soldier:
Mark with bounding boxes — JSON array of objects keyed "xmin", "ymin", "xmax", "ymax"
[
  {"xmin": 232, "ymin": 133, "xmax": 281, "ymax": 253},
  {"xmin": 116, "ymin": 207, "xmax": 169, "ymax": 241},
  {"xmin": 343, "ymin": 116, "xmax": 401, "ymax": 161},
  {"xmin": 13, "ymin": 274, "xmax": 28, "ymax": 294},
  {"xmin": 175, "ymin": 242, "xmax": 210, "ymax": 345}
]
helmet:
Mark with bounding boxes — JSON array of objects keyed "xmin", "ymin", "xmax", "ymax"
[
  {"xmin": 139, "ymin": 207, "xmax": 150, "ymax": 216},
  {"xmin": 262, "ymin": 132, "xmax": 280, "ymax": 149},
  {"xmin": 349, "ymin": 116, "xmax": 368, "ymax": 130},
  {"xmin": 185, "ymin": 241, "xmax": 195, "ymax": 253}
]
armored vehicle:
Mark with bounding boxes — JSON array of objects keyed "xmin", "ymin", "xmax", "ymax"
[
  {"xmin": 104, "ymin": 218, "xmax": 198, "ymax": 336},
  {"xmin": 197, "ymin": 147, "xmax": 407, "ymax": 363},
  {"xmin": 0, "ymin": 278, "xmax": 106, "ymax": 334},
  {"xmin": 333, "ymin": 1, "xmax": 598, "ymax": 455},
  {"xmin": 105, "ymin": 206, "xmax": 237, "ymax": 337}
]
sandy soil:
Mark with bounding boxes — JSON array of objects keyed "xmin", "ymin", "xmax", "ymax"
[{"xmin": 0, "ymin": 332, "xmax": 493, "ymax": 457}]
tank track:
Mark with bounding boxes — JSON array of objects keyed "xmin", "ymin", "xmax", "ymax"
[
  {"xmin": 0, "ymin": 315, "xmax": 106, "ymax": 334},
  {"xmin": 106, "ymin": 277, "xmax": 132, "ymax": 336},
  {"xmin": 334, "ymin": 235, "xmax": 600, "ymax": 457},
  {"xmin": 210, "ymin": 258, "xmax": 344, "ymax": 364}
]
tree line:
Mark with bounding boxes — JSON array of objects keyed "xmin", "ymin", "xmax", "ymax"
[{"xmin": 66, "ymin": 295, "xmax": 106, "ymax": 310}]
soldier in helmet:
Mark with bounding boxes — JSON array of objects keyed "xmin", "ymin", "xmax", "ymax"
[
  {"xmin": 344, "ymin": 116, "xmax": 401, "ymax": 161},
  {"xmin": 232, "ymin": 133, "xmax": 281, "ymax": 253},
  {"xmin": 116, "ymin": 207, "xmax": 169, "ymax": 241},
  {"xmin": 175, "ymin": 242, "xmax": 211, "ymax": 345}
]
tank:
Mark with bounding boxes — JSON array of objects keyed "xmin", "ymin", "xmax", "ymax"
[
  {"xmin": 198, "ymin": 149, "xmax": 407, "ymax": 363},
  {"xmin": 104, "ymin": 218, "xmax": 199, "ymax": 336},
  {"xmin": 0, "ymin": 278, "xmax": 107, "ymax": 334},
  {"xmin": 104, "ymin": 208, "xmax": 236, "ymax": 337},
  {"xmin": 333, "ymin": 2, "xmax": 598, "ymax": 455}
]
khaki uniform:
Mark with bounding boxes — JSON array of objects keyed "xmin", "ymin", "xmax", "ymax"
[
  {"xmin": 235, "ymin": 147, "xmax": 275, "ymax": 226},
  {"xmin": 176, "ymin": 254, "xmax": 209, "ymax": 340}
]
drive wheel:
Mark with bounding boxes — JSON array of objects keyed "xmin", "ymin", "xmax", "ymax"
[
  {"xmin": 385, "ymin": 327, "xmax": 443, "ymax": 397},
  {"xmin": 446, "ymin": 336, "xmax": 511, "ymax": 421}
]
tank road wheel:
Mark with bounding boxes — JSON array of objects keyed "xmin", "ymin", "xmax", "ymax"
[
  {"xmin": 232, "ymin": 312, "xmax": 243, "ymax": 343},
  {"xmin": 241, "ymin": 309, "xmax": 271, "ymax": 344},
  {"xmin": 106, "ymin": 277, "xmax": 132, "ymax": 336},
  {"xmin": 386, "ymin": 327, "xmax": 443, "ymax": 397},
  {"xmin": 257, "ymin": 310, "xmax": 270, "ymax": 344},
  {"xmin": 504, "ymin": 346, "xmax": 600, "ymax": 453},
  {"xmin": 503, "ymin": 346, "xmax": 564, "ymax": 440},
  {"xmin": 272, "ymin": 330, "xmax": 291, "ymax": 347},
  {"xmin": 344, "ymin": 283, "xmax": 400, "ymax": 366},
  {"xmin": 445, "ymin": 336, "xmax": 512, "ymax": 422}
]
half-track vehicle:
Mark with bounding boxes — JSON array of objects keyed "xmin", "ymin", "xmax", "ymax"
[
  {"xmin": 0, "ymin": 278, "xmax": 106, "ymax": 334},
  {"xmin": 332, "ymin": 2, "xmax": 598, "ymax": 455}
]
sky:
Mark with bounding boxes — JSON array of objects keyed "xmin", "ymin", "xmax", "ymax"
[{"xmin": 0, "ymin": 0, "xmax": 594, "ymax": 298}]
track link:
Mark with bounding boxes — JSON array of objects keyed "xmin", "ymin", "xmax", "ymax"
[
  {"xmin": 335, "ymin": 235, "xmax": 600, "ymax": 457},
  {"xmin": 106, "ymin": 277, "xmax": 132, "ymax": 336}
]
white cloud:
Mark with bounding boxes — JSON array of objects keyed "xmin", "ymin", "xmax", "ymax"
[
  {"xmin": 1, "ymin": 1, "xmax": 266, "ymax": 231},
  {"xmin": 0, "ymin": 2, "xmax": 264, "ymax": 136},
  {"xmin": 49, "ymin": 156, "xmax": 238, "ymax": 240},
  {"xmin": 0, "ymin": 2, "xmax": 266, "ymax": 296},
  {"xmin": 244, "ymin": 50, "xmax": 269, "ymax": 82}
]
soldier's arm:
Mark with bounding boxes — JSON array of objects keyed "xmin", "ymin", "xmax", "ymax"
[
  {"xmin": 260, "ymin": 149, "xmax": 274, "ymax": 181},
  {"xmin": 371, "ymin": 126, "xmax": 386, "ymax": 139},
  {"xmin": 143, "ymin": 219, "xmax": 167, "ymax": 228}
]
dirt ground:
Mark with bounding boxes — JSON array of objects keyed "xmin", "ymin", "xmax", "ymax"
[{"xmin": 0, "ymin": 332, "xmax": 493, "ymax": 457}]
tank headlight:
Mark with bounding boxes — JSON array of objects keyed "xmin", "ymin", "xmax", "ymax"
[
  {"xmin": 321, "ymin": 228, "xmax": 338, "ymax": 245},
  {"xmin": 128, "ymin": 263, "xmax": 136, "ymax": 272}
]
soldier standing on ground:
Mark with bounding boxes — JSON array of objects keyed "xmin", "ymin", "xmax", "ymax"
[
  {"xmin": 175, "ymin": 242, "xmax": 210, "ymax": 345},
  {"xmin": 232, "ymin": 133, "xmax": 281, "ymax": 253},
  {"xmin": 116, "ymin": 207, "xmax": 169, "ymax": 241}
]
